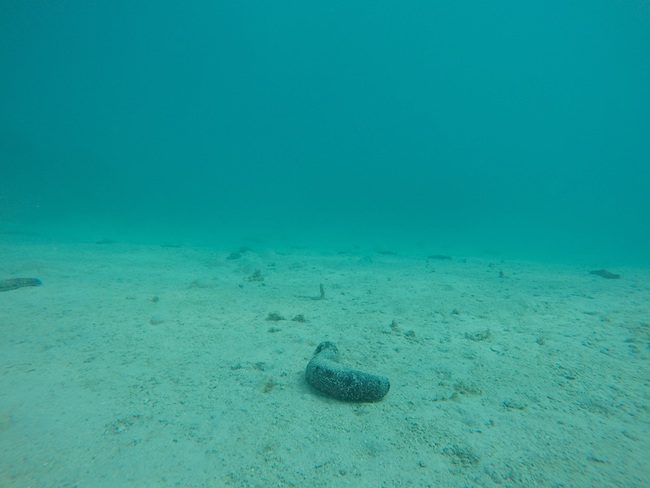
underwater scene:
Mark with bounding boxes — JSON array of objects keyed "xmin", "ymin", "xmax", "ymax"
[{"xmin": 1, "ymin": 1, "xmax": 649, "ymax": 486}]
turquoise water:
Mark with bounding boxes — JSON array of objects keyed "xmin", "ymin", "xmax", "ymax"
[{"xmin": 2, "ymin": 1, "xmax": 649, "ymax": 262}]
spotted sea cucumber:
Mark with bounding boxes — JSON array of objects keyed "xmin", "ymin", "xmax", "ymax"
[{"xmin": 305, "ymin": 341, "xmax": 390, "ymax": 402}]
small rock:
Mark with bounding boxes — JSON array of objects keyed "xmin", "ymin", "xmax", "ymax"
[
  {"xmin": 150, "ymin": 315, "xmax": 164, "ymax": 325},
  {"xmin": 465, "ymin": 329, "xmax": 491, "ymax": 342},
  {"xmin": 266, "ymin": 312, "xmax": 285, "ymax": 321},
  {"xmin": 247, "ymin": 270, "xmax": 264, "ymax": 282},
  {"xmin": 262, "ymin": 379, "xmax": 277, "ymax": 393},
  {"xmin": 502, "ymin": 399, "xmax": 527, "ymax": 410},
  {"xmin": 390, "ymin": 319, "xmax": 401, "ymax": 333}
]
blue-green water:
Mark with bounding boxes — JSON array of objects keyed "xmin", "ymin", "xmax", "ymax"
[{"xmin": 1, "ymin": 1, "xmax": 649, "ymax": 262}]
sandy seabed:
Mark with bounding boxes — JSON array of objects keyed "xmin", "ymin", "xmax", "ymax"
[{"xmin": 1, "ymin": 241, "xmax": 649, "ymax": 487}]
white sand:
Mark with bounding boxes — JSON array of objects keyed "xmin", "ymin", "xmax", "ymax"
[{"xmin": 1, "ymin": 242, "xmax": 649, "ymax": 487}]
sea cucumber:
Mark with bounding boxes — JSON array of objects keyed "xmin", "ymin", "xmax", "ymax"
[
  {"xmin": 305, "ymin": 341, "xmax": 390, "ymax": 402},
  {"xmin": 589, "ymin": 269, "xmax": 621, "ymax": 279},
  {"xmin": 0, "ymin": 277, "xmax": 42, "ymax": 292},
  {"xmin": 427, "ymin": 254, "xmax": 452, "ymax": 260}
]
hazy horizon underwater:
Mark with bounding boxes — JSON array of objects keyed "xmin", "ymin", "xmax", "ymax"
[
  {"xmin": 0, "ymin": 0, "xmax": 649, "ymax": 262},
  {"xmin": 2, "ymin": 1, "xmax": 650, "ymax": 487}
]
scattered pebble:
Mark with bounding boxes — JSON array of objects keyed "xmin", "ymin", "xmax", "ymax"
[
  {"xmin": 149, "ymin": 315, "xmax": 164, "ymax": 325},
  {"xmin": 262, "ymin": 379, "xmax": 277, "ymax": 393},
  {"xmin": 465, "ymin": 329, "xmax": 491, "ymax": 342},
  {"xmin": 266, "ymin": 312, "xmax": 285, "ymax": 321},
  {"xmin": 502, "ymin": 399, "xmax": 527, "ymax": 410},
  {"xmin": 248, "ymin": 270, "xmax": 264, "ymax": 282}
]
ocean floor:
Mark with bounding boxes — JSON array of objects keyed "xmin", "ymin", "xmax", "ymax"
[{"xmin": 1, "ymin": 241, "xmax": 649, "ymax": 487}]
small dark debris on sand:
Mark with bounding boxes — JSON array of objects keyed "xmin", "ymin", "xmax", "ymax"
[
  {"xmin": 390, "ymin": 319, "xmax": 401, "ymax": 333},
  {"xmin": 465, "ymin": 329, "xmax": 491, "ymax": 342},
  {"xmin": 227, "ymin": 246, "xmax": 252, "ymax": 260},
  {"xmin": 266, "ymin": 312, "xmax": 285, "ymax": 321},
  {"xmin": 262, "ymin": 379, "xmax": 277, "ymax": 393},
  {"xmin": 291, "ymin": 314, "xmax": 307, "ymax": 322},
  {"xmin": 247, "ymin": 270, "xmax": 264, "ymax": 282},
  {"xmin": 297, "ymin": 283, "xmax": 326, "ymax": 301},
  {"xmin": 589, "ymin": 269, "xmax": 621, "ymax": 279},
  {"xmin": 149, "ymin": 315, "xmax": 164, "ymax": 325},
  {"xmin": 428, "ymin": 254, "xmax": 452, "ymax": 260},
  {"xmin": 377, "ymin": 250, "xmax": 397, "ymax": 256},
  {"xmin": 0, "ymin": 278, "xmax": 42, "ymax": 292}
]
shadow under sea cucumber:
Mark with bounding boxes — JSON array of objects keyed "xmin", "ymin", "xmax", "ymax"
[
  {"xmin": 0, "ymin": 277, "xmax": 42, "ymax": 292},
  {"xmin": 305, "ymin": 341, "xmax": 390, "ymax": 402}
]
